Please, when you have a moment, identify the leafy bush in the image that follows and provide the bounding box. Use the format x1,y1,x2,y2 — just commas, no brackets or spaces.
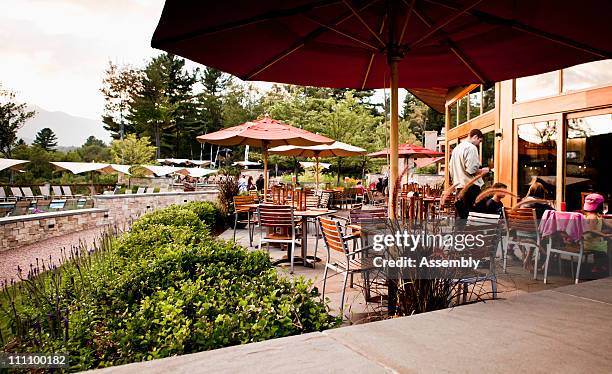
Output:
0,203,337,371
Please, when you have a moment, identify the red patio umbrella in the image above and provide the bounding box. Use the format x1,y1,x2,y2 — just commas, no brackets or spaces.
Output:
152,0,611,216
368,144,443,184
196,116,334,196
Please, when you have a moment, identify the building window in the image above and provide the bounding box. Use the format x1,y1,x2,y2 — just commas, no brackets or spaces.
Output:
515,71,559,102
458,96,468,124
481,130,495,188
562,60,612,93
482,85,495,113
449,103,457,129
469,86,482,119
565,113,612,211
517,120,558,200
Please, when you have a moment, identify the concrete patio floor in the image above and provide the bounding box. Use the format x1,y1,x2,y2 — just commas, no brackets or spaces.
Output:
219,216,583,322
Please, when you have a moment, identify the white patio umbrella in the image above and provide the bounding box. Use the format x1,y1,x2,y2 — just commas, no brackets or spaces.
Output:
178,168,217,178
269,141,366,189
140,165,187,177
0,158,29,172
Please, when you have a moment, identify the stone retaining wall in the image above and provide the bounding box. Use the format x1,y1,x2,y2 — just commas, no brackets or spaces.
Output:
0,191,218,252
92,191,218,226
0,209,109,252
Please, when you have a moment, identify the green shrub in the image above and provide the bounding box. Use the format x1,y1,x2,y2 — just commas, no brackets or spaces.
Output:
0,202,337,371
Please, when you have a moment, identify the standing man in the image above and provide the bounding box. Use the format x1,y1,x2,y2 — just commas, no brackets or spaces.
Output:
255,174,264,192
449,129,490,218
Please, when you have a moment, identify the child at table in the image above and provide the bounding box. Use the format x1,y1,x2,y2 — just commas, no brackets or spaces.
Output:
582,193,611,273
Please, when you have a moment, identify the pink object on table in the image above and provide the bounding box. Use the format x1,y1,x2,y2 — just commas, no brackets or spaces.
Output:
539,210,584,241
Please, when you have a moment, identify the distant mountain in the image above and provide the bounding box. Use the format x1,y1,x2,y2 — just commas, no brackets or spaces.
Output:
18,106,112,147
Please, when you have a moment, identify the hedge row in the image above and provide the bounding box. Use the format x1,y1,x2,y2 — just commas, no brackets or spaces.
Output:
1,201,337,371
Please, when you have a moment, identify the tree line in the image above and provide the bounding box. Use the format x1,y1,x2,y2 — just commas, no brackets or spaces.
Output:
100,52,443,177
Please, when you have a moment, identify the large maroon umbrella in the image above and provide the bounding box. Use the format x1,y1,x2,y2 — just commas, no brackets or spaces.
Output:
152,0,611,215
196,116,333,196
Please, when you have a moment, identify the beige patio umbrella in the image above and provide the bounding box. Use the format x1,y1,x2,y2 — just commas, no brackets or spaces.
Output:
196,116,334,197
269,141,366,190
0,158,29,172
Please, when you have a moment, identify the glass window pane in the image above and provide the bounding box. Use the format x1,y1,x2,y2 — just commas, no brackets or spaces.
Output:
482,85,495,112
515,71,559,102
565,113,612,211
563,60,612,93
469,87,481,119
458,96,468,124
517,121,558,200
449,103,457,129
481,131,495,188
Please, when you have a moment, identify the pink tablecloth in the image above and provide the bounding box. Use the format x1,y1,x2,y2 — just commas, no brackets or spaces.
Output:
538,210,584,241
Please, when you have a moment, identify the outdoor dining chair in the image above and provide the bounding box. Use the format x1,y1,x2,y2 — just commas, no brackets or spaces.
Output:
319,216,375,315
453,212,502,304
233,195,258,247
503,208,541,277
257,204,298,273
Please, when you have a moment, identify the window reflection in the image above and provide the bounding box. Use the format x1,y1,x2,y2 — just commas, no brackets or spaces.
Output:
515,71,558,102
563,60,612,93
458,96,468,124
565,113,612,211
481,131,495,188
469,87,481,119
449,103,457,129
517,121,557,199
482,85,495,113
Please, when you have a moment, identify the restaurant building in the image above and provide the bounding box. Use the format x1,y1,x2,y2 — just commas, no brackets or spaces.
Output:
429,59,612,211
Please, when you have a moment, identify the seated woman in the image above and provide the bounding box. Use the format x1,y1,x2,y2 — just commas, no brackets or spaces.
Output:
520,182,555,219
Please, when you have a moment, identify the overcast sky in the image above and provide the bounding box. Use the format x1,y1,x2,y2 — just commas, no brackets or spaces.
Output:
1,0,404,121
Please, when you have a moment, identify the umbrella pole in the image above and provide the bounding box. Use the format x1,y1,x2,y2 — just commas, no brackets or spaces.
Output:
388,60,399,218
263,145,269,201
315,156,320,191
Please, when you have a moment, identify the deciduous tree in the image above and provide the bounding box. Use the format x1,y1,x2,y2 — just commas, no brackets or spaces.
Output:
0,84,36,158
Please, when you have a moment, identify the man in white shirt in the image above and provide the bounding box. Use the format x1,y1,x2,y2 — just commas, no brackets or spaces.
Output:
449,129,490,218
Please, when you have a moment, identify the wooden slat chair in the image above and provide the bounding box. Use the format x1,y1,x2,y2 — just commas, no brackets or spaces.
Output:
83,199,94,209
319,216,376,314
10,187,24,200
52,186,64,198
35,199,51,212
503,207,541,277
257,204,298,273
233,195,258,247
12,200,32,216
452,217,502,304
64,199,78,211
